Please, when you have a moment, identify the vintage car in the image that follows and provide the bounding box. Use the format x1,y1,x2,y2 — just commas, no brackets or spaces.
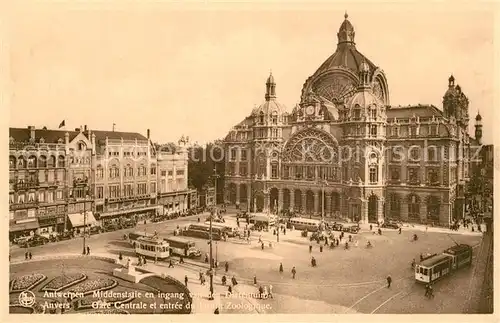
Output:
331,223,344,231
381,221,401,229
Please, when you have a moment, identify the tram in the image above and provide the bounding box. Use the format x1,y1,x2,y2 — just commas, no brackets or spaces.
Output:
135,236,171,260
415,244,473,283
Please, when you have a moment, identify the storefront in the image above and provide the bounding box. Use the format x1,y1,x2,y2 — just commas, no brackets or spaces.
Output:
38,216,65,235
9,218,39,241
68,211,98,234
98,205,158,226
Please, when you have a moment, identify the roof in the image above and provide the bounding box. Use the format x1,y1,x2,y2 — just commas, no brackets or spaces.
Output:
443,244,471,255
251,99,287,116
9,127,148,144
347,90,381,108
419,254,451,268
313,44,377,78
386,105,443,119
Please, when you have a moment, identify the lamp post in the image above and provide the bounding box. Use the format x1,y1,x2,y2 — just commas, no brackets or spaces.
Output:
82,193,89,255
275,199,280,242
208,166,219,301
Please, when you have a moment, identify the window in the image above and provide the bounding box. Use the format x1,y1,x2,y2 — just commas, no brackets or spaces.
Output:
138,166,146,176
427,169,439,185
47,191,54,203
240,164,247,176
427,146,438,162
272,129,278,138
282,165,289,179
38,156,47,167
161,170,167,176
271,163,278,179
137,183,147,195
109,185,120,198
409,146,420,162
97,187,104,199
408,167,420,184
410,126,417,137
408,195,420,220
295,166,303,179
371,109,377,120
306,166,314,180
241,150,247,161
96,167,104,179
18,193,25,204
176,169,185,176
38,192,45,202
150,182,156,194
57,156,65,167
271,112,278,124
109,167,119,178
27,156,37,168
369,167,377,183
150,165,156,175
124,184,133,197
389,194,401,219
28,192,35,202
391,126,399,137
427,196,440,221
168,170,173,176
354,109,361,120
390,168,400,181
9,194,14,204
429,125,437,136
370,125,377,136
56,190,63,200
230,149,237,161
259,112,264,124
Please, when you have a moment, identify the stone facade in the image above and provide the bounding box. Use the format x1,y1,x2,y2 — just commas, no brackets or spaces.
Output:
223,14,478,226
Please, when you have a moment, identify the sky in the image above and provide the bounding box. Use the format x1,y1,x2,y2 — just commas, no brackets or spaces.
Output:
8,2,496,145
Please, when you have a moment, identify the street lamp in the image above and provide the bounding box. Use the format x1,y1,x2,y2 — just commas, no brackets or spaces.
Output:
208,166,219,301
275,199,280,242
82,193,89,255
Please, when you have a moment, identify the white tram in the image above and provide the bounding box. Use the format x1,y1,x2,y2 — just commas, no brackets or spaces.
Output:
135,236,171,260
415,244,473,283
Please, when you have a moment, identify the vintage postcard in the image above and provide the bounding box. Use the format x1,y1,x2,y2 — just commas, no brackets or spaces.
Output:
4,1,496,322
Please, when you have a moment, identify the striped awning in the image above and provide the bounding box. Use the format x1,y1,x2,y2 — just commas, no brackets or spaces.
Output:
68,212,97,227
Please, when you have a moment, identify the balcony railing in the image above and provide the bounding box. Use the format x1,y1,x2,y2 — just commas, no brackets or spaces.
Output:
14,180,39,190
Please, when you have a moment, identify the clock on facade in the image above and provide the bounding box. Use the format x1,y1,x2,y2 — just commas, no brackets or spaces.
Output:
306,106,315,115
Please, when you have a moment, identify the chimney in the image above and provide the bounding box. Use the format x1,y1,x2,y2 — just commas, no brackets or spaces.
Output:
147,129,150,139
75,128,80,132
28,126,35,141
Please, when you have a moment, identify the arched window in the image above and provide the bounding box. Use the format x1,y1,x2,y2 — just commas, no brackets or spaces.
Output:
271,163,279,179
18,156,26,168
38,155,47,168
259,111,265,124
77,141,86,151
389,194,401,219
9,156,16,169
369,166,378,183
57,155,65,167
47,155,56,167
27,155,37,168
271,111,278,125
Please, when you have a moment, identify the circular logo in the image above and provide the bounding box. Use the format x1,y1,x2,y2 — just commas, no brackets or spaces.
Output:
18,290,36,307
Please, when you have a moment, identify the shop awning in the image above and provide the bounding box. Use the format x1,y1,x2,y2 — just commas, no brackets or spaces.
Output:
98,205,159,218
10,220,39,232
68,212,97,227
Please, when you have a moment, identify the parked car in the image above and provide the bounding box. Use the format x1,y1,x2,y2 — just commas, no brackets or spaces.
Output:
332,223,344,231
381,221,400,229
58,231,74,241
347,225,360,234
20,235,49,248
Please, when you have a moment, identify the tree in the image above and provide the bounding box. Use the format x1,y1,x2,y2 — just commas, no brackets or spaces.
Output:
188,141,225,203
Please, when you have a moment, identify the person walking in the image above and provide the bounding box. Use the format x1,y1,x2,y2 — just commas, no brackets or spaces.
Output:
253,275,257,285
222,275,227,286
279,262,283,273
309,244,313,253
398,227,402,234
386,275,392,288
225,262,229,273
29,252,32,260
291,266,296,279
86,246,90,255
214,307,220,314
184,275,188,287
25,252,28,260
320,245,323,252
370,224,373,231
168,259,174,268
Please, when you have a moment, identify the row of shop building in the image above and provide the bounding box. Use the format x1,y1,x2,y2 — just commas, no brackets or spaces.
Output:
9,125,200,241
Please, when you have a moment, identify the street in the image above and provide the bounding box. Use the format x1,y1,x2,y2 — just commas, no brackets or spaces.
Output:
10,212,484,314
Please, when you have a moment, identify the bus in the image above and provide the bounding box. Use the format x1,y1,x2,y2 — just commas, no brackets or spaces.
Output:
209,223,240,237
188,224,225,236
164,236,202,258
135,236,170,260
183,224,222,241
415,244,473,284
128,231,154,247
288,217,321,232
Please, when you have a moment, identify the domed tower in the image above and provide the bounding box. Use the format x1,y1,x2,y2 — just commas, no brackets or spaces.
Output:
300,13,390,106
443,74,469,127
251,72,288,180
475,112,483,145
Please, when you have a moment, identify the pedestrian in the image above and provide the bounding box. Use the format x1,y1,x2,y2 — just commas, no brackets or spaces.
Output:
320,245,323,252
9,253,11,262
378,228,382,235
253,275,257,285
222,275,227,286
387,275,392,288
87,246,90,255
225,261,229,273
169,259,174,268
29,252,32,260
199,271,203,282
205,253,209,263
231,276,238,286
143,256,147,265
398,227,402,234
119,252,123,261
291,266,296,279
228,285,232,294
309,244,312,253
180,255,184,264
184,275,188,287
25,252,28,260
336,239,339,246
201,276,206,286
279,262,283,273
214,307,220,314
261,242,265,250
348,235,352,242
370,224,373,231
269,284,273,298
424,284,430,297
258,285,264,298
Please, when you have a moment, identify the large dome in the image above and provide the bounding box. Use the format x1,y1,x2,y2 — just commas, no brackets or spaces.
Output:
300,13,390,105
